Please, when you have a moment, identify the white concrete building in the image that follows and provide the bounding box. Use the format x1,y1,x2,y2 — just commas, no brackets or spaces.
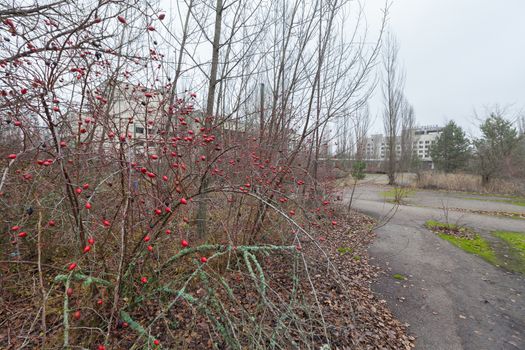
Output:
411,125,442,161
74,81,180,156
364,125,443,166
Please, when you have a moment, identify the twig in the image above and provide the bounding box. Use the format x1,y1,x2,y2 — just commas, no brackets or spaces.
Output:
0,159,16,193
37,209,47,346
63,273,72,349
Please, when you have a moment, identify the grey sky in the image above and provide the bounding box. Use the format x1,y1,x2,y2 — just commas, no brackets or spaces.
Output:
365,0,525,136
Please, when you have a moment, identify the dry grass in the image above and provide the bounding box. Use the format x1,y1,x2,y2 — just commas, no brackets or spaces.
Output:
416,171,525,196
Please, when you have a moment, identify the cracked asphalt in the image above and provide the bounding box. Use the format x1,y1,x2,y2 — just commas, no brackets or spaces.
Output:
348,184,525,350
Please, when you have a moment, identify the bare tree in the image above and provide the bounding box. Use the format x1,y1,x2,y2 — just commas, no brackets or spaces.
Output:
196,0,223,237
335,114,353,158
382,32,405,185
354,104,371,161
400,98,415,171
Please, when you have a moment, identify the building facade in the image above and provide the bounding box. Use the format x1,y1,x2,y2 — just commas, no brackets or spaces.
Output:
364,125,443,168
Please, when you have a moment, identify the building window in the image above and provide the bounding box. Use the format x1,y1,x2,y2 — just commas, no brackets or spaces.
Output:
135,126,144,134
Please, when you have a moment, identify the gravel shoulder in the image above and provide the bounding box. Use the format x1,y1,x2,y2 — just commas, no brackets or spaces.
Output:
348,184,525,350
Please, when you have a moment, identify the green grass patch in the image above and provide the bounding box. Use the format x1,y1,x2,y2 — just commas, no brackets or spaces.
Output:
426,221,525,274
425,219,459,230
426,220,496,264
498,199,525,207
424,220,474,238
392,273,406,280
381,188,415,198
437,233,498,265
381,188,415,204
464,192,525,200
337,247,353,255
493,231,525,252
492,231,525,273
464,197,525,207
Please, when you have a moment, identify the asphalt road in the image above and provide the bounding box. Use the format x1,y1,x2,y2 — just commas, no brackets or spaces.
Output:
348,184,525,350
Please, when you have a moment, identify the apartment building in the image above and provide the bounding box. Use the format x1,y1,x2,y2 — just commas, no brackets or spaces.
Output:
76,81,193,156
364,125,443,167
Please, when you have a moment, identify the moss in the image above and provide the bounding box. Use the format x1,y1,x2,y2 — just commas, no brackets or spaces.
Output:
437,233,498,265
353,255,361,261
392,273,406,280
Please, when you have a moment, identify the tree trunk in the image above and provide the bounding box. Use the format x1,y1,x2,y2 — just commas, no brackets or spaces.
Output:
347,179,358,212
481,174,490,187
197,0,223,238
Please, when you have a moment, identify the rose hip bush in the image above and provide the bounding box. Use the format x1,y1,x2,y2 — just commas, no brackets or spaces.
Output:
0,1,344,348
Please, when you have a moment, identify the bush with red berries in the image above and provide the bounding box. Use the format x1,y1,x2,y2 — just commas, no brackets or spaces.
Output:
0,1,385,349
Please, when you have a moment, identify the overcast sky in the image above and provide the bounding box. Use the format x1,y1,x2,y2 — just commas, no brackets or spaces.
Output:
365,0,525,136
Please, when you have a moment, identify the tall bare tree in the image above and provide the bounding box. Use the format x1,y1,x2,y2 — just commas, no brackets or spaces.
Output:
400,98,415,171
196,0,223,237
354,104,371,161
335,114,353,158
382,33,405,185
